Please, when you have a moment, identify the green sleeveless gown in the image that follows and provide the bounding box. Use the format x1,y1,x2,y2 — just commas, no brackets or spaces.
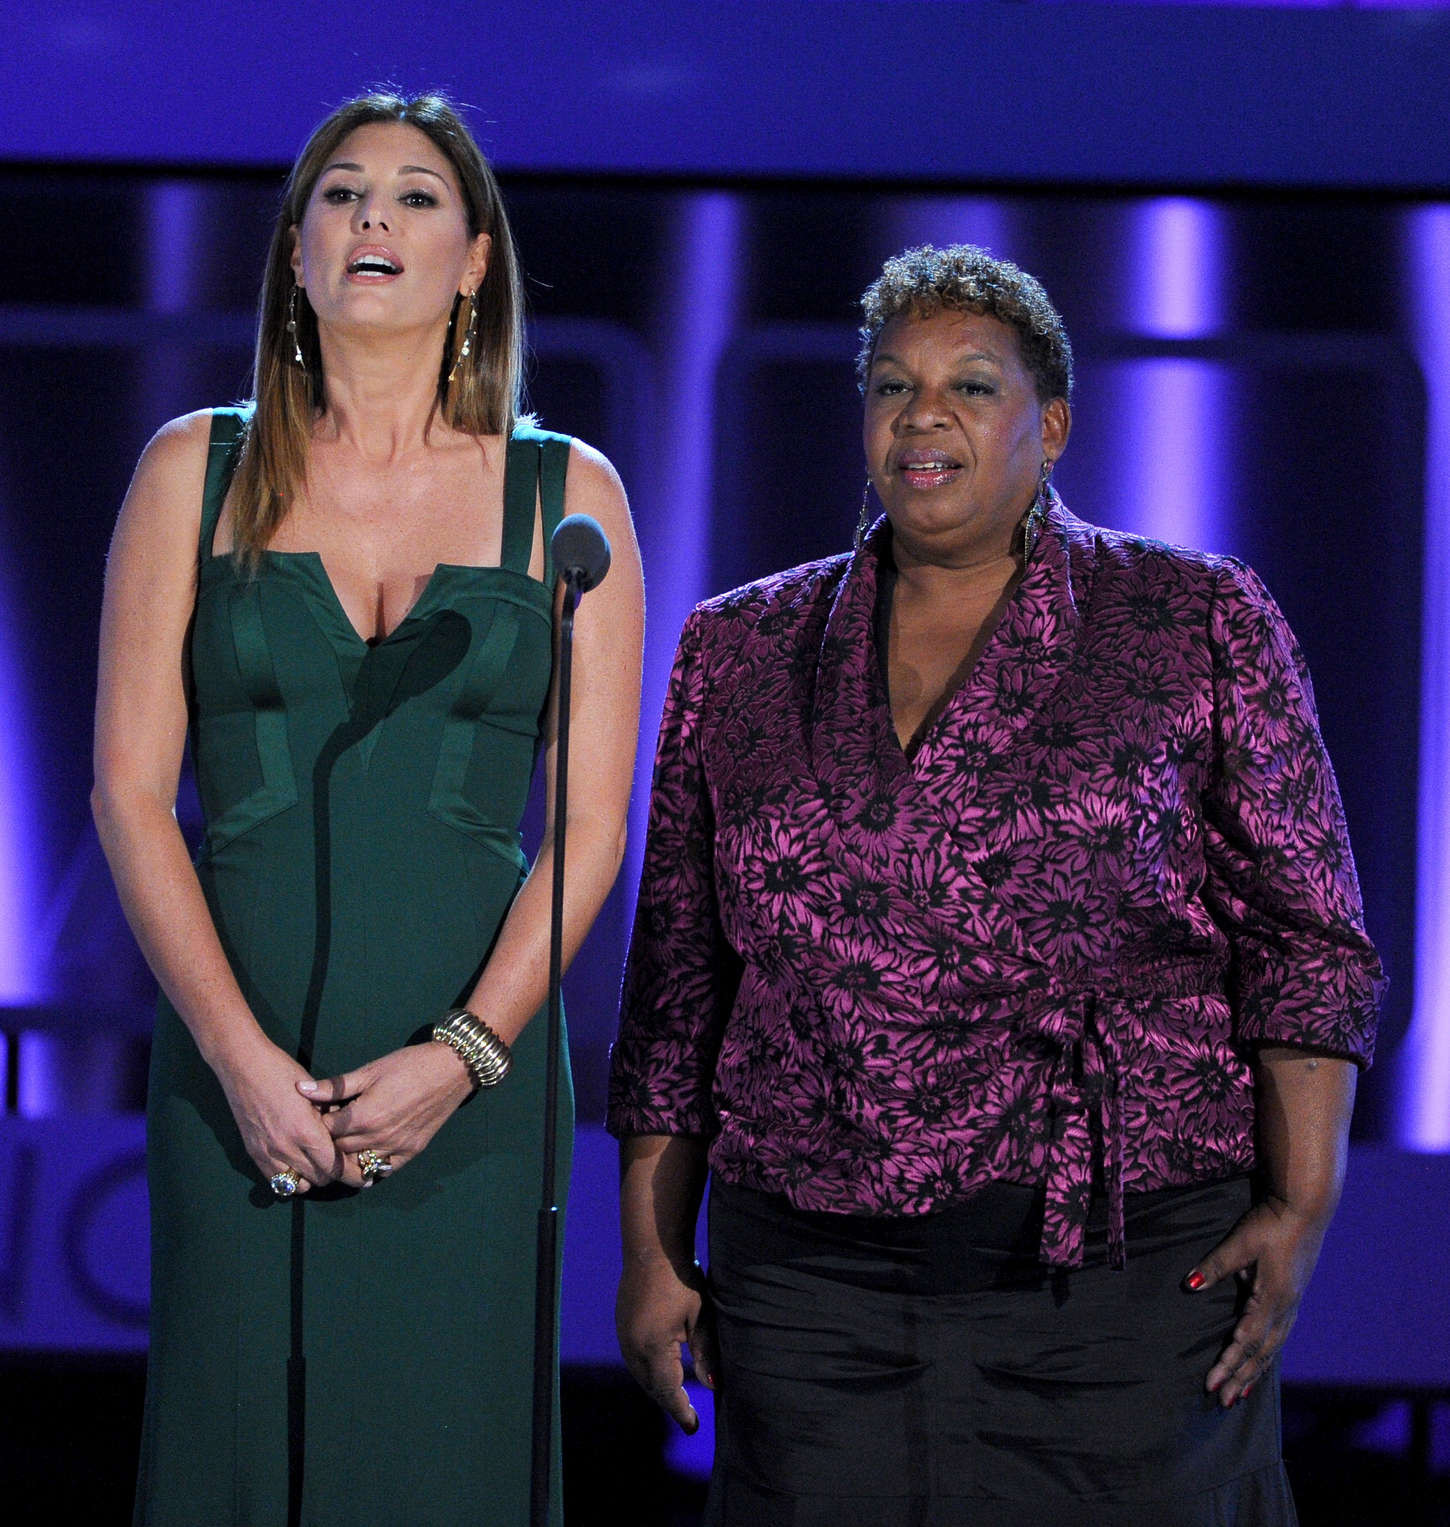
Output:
135,408,573,1526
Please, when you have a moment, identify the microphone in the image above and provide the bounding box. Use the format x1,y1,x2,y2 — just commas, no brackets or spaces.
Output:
550,514,611,593
533,508,610,1523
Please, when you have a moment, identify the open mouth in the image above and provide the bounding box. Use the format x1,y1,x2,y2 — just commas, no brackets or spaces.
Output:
896,454,962,488
346,251,403,277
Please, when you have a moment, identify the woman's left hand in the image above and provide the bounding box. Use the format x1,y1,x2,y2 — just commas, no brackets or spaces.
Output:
299,1043,475,1186
1185,1044,1358,1408
1182,1192,1333,1408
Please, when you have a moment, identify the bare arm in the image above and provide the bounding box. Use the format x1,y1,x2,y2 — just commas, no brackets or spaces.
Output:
616,1133,716,1433
458,440,644,1041
1185,1044,1357,1406
310,441,645,1169
93,410,342,1189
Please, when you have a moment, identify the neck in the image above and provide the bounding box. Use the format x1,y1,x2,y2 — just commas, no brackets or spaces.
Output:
888,519,1023,598
313,322,454,461
890,546,1021,612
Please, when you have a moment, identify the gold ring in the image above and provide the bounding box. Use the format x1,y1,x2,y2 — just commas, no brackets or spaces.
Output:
358,1150,393,1182
269,1169,301,1197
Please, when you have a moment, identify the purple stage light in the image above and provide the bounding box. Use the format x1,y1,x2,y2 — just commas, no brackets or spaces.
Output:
1111,360,1232,553
0,553,40,1009
145,181,205,314
1401,203,1450,1149
1126,199,1228,340
1112,199,1233,553
624,192,745,922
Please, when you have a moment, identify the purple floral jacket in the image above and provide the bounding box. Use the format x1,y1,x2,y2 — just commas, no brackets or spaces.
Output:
607,501,1383,1268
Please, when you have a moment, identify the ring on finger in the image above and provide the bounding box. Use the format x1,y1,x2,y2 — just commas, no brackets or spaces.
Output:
357,1149,394,1182
269,1168,301,1197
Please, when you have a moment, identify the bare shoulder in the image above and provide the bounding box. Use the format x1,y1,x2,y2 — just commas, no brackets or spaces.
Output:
564,438,636,550
112,408,217,548
108,408,220,583
129,408,213,498
565,436,627,506
560,439,642,625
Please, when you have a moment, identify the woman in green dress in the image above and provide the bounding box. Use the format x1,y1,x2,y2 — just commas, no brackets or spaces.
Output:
92,92,643,1526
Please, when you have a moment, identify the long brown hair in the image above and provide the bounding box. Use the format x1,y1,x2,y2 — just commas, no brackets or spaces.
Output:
229,91,526,563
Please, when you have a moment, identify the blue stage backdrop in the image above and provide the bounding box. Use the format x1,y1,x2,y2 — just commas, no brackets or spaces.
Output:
0,4,1447,1390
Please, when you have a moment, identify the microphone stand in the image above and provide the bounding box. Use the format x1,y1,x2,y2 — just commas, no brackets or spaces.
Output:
530,562,583,1527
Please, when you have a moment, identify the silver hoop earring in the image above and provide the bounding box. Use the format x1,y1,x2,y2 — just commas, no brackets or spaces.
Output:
286,286,306,370
448,289,479,383
855,479,874,552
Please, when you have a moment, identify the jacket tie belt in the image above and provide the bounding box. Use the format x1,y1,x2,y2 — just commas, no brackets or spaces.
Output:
1019,966,1222,1271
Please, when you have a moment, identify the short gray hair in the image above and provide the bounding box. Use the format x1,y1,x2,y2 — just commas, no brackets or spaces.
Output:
857,243,1074,403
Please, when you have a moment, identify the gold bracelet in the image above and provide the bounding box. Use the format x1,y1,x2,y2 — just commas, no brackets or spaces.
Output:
432,1008,513,1090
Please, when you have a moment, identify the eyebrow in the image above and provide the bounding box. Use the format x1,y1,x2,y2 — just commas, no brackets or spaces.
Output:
872,349,1003,368
320,161,448,183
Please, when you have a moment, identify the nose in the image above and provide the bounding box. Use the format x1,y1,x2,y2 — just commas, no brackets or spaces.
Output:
353,195,390,234
896,385,950,431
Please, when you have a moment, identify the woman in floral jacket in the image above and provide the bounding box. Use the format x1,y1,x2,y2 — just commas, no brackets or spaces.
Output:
608,243,1382,1526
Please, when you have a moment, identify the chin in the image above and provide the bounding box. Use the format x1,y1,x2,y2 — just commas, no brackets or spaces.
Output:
888,506,1018,557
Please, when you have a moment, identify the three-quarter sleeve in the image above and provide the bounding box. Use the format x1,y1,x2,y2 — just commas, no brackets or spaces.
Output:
1202,559,1384,1063
607,611,743,1137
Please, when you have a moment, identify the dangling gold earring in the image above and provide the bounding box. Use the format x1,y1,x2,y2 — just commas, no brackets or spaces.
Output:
286,285,306,370
448,289,479,383
855,478,874,552
1020,458,1052,562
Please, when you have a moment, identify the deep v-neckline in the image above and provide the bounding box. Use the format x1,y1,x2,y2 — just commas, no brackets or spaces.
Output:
259,549,471,650
197,411,569,654
202,550,550,658
811,503,1084,803
875,560,1024,765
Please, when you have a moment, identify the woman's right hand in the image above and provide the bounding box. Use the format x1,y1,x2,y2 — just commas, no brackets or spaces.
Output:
616,1254,718,1434
214,1035,343,1193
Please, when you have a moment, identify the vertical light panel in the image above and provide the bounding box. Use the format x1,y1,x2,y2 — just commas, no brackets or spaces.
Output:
1127,198,1227,340
624,193,744,916
1111,360,1229,551
1400,204,1450,1149
1112,198,1231,553
651,192,743,605
145,181,206,314
0,543,40,1007
141,181,209,431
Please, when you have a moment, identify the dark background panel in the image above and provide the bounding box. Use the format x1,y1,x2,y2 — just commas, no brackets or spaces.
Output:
0,177,1426,1138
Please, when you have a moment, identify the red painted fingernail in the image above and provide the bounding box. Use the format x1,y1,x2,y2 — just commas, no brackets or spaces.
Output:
1185,1271,1205,1291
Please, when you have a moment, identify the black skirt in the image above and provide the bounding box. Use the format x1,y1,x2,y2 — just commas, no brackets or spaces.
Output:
705,1176,1297,1527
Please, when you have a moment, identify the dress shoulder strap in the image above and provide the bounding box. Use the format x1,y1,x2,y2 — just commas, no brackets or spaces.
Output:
501,424,572,585
200,406,250,562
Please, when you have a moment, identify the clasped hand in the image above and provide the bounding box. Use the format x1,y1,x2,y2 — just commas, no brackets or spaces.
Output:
298,1042,475,1187
223,1037,473,1193
1183,1193,1332,1408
